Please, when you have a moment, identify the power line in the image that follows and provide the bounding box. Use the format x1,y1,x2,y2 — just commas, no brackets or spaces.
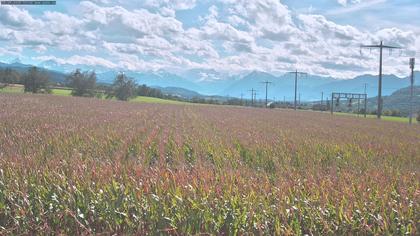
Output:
288,70,307,110
360,41,402,119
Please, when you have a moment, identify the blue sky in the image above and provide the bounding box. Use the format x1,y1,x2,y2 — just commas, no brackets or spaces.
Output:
0,0,419,79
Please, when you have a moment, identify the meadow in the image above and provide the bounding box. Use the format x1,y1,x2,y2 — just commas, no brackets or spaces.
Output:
0,85,188,105
334,112,412,123
0,93,419,235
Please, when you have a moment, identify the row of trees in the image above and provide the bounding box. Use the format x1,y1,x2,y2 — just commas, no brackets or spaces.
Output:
0,67,50,93
0,68,20,85
66,69,164,101
0,67,166,101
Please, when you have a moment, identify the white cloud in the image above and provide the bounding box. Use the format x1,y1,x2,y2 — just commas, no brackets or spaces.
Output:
144,0,196,10
0,6,42,28
36,55,118,69
42,11,84,35
0,0,417,78
329,0,386,15
222,0,297,42
298,14,364,42
337,0,362,7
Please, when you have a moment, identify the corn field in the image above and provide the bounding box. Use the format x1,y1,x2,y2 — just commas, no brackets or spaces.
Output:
0,93,419,235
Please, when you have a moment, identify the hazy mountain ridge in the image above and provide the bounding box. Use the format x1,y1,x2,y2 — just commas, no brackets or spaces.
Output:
0,61,67,83
1,61,419,101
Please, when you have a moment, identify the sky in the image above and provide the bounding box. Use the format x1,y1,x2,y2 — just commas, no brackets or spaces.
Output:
0,0,419,79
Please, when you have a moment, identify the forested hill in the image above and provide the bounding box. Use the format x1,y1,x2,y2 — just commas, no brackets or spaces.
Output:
367,86,420,116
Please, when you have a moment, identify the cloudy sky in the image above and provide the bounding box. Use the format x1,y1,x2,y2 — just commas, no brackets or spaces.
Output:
0,0,419,78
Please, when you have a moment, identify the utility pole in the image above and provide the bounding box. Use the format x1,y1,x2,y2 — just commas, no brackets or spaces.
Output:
261,81,272,108
326,97,330,111
409,58,415,125
298,93,301,107
321,92,324,105
363,83,368,118
254,91,258,106
288,70,307,110
248,89,256,106
240,93,244,106
361,41,401,119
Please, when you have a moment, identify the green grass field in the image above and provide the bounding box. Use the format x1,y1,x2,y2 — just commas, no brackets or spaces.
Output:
0,86,72,96
0,85,23,93
0,85,188,105
131,96,189,105
334,111,412,123
51,88,72,96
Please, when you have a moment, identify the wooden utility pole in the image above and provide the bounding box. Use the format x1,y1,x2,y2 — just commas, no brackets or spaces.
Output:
288,70,307,110
361,41,401,119
326,97,329,108
364,83,368,118
409,58,415,125
298,93,301,106
261,81,272,108
248,89,256,106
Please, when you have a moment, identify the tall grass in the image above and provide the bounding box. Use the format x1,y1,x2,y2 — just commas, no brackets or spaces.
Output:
0,93,419,235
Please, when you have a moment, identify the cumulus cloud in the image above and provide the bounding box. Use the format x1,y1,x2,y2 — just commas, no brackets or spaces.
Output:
337,0,362,7
36,55,118,69
0,0,417,78
144,0,196,10
0,6,42,28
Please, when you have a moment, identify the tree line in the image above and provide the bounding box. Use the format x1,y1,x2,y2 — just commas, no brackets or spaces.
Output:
0,67,50,93
0,67,165,101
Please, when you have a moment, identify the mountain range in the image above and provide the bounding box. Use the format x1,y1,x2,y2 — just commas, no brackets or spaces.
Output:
1,60,419,101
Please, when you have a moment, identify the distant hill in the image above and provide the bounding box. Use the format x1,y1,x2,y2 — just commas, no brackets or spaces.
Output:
317,74,414,98
367,86,420,116
155,86,202,99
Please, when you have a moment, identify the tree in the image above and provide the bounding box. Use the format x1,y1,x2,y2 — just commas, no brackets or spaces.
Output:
108,73,136,101
136,84,163,98
23,67,50,93
66,69,97,97
0,68,21,85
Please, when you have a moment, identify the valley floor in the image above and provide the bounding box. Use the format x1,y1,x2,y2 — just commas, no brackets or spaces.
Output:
1,85,417,123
